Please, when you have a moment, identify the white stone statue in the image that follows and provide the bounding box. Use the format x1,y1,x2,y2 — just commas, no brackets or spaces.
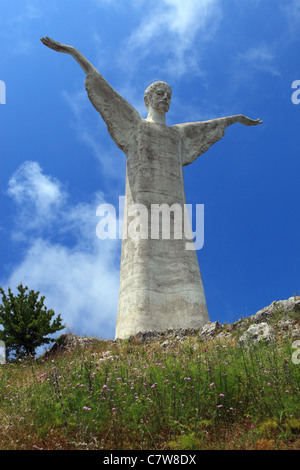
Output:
41,37,262,339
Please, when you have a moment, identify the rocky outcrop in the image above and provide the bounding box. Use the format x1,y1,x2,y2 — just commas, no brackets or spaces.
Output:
128,296,300,347
46,296,300,356
238,322,276,347
45,334,101,356
251,297,300,323
199,321,222,341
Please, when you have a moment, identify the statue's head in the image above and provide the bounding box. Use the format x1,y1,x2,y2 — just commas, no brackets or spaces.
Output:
144,81,172,113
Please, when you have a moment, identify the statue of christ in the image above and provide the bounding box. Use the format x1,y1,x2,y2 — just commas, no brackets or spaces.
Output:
41,37,262,339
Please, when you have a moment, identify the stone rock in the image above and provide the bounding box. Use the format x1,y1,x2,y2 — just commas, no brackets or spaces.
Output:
132,330,162,343
131,327,200,345
291,327,300,339
45,334,100,356
43,295,299,357
278,317,296,331
216,331,232,340
231,318,250,331
252,297,300,323
238,322,276,347
199,321,222,341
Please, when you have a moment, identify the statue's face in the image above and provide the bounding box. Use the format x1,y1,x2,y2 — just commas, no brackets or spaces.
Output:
144,82,172,113
150,84,172,113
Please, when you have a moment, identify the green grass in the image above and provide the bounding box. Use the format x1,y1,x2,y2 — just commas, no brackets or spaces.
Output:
0,331,299,450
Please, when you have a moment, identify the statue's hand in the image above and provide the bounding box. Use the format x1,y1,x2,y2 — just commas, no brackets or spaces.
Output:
238,115,263,126
40,37,74,55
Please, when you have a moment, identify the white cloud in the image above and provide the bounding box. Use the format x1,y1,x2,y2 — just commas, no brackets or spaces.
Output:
4,161,121,339
236,45,281,77
281,0,300,37
6,237,120,339
130,0,221,44
7,161,67,235
7,161,65,209
123,0,222,78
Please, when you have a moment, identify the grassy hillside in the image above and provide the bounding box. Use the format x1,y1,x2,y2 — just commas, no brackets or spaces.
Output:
0,303,299,450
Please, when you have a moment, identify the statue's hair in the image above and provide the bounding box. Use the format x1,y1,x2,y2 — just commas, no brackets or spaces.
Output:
144,81,172,110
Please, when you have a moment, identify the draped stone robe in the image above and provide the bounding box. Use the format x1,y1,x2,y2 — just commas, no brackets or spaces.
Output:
85,71,227,339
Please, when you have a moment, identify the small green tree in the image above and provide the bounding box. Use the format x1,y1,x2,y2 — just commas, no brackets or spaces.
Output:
0,283,65,359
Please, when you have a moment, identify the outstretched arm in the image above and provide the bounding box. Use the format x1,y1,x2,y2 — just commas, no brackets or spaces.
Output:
218,114,263,127
176,114,262,166
41,37,98,75
41,37,141,152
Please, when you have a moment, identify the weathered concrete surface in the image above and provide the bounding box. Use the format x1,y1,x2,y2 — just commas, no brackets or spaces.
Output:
85,75,261,339
41,38,262,340
85,76,212,338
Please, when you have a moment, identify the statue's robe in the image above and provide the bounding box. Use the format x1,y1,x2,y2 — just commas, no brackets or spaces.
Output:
85,71,227,339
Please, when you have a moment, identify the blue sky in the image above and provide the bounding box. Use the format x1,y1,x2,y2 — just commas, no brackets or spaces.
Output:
0,0,299,340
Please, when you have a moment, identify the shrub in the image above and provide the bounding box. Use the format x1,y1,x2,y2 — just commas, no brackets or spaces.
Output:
0,283,65,359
